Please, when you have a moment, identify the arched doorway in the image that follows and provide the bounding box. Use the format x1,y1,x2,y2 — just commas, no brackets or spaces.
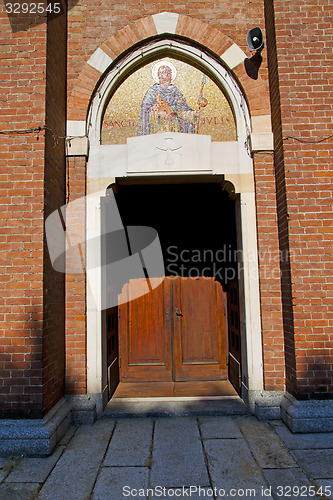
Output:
84,37,264,410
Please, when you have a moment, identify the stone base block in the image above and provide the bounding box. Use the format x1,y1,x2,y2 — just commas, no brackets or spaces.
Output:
0,398,71,457
242,388,285,420
255,391,285,420
66,395,98,425
281,393,333,433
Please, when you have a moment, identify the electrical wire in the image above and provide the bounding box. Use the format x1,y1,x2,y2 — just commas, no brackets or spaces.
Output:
0,125,88,148
1,127,332,146
0,126,45,135
283,134,333,144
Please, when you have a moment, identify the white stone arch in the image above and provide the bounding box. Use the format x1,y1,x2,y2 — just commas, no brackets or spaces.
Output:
86,38,252,189
83,37,264,410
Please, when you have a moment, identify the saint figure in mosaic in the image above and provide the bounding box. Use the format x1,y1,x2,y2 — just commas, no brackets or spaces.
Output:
138,60,198,136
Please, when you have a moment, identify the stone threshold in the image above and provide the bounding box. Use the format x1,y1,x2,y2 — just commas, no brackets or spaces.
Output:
102,396,249,418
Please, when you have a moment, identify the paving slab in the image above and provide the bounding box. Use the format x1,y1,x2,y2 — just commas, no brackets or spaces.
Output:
273,425,333,450
5,446,64,483
238,417,297,469
59,425,78,446
204,438,272,499
314,479,333,499
262,467,312,500
292,449,333,479
151,418,209,487
103,419,153,466
38,420,115,500
92,466,149,500
199,416,242,439
0,482,40,500
0,457,22,483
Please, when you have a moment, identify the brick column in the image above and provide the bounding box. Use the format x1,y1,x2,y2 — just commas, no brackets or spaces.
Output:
0,6,67,418
253,153,285,391
265,0,333,400
65,157,87,395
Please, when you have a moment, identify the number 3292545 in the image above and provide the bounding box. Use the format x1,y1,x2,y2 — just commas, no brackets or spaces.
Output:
5,3,61,14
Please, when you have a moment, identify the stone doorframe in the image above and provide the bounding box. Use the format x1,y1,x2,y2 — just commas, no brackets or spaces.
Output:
66,13,274,411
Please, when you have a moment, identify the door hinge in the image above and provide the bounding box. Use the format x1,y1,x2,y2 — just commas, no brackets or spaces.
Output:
165,307,170,321
119,357,121,368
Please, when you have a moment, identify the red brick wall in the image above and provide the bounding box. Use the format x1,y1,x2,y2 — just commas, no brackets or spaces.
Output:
67,0,270,100
0,4,67,417
265,0,333,398
65,156,87,395
0,7,47,417
253,153,285,390
264,0,297,395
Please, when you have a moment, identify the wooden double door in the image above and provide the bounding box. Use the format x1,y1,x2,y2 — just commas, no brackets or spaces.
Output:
118,276,228,383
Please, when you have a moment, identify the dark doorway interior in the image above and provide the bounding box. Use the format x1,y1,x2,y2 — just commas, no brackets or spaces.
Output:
116,183,238,283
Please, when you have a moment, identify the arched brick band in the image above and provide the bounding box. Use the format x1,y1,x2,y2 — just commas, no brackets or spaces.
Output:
68,12,271,133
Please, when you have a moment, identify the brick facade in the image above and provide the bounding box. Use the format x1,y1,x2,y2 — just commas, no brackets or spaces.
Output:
0,0,332,420
265,0,333,397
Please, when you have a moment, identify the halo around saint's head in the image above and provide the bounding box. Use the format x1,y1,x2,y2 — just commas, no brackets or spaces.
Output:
152,60,177,83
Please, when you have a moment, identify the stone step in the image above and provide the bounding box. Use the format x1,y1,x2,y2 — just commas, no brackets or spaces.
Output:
102,396,249,418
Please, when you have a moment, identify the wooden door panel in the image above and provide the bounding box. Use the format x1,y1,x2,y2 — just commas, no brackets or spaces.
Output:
179,278,218,363
128,278,167,365
119,278,172,382
173,277,227,381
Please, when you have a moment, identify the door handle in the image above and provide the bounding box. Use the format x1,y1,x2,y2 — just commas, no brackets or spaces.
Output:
175,308,183,317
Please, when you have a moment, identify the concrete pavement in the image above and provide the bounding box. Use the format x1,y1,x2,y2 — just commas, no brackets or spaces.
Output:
0,415,332,500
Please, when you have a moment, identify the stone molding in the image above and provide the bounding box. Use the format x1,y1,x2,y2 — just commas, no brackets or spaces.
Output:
0,398,71,457
66,137,89,157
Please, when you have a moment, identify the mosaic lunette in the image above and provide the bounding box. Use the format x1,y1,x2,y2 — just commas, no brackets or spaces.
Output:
102,58,236,145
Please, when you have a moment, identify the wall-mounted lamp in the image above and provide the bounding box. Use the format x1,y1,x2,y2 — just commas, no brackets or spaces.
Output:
247,27,265,52
245,27,265,80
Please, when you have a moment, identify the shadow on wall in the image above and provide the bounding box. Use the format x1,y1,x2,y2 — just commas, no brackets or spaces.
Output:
0,307,44,419
4,0,79,32
244,52,263,80
296,351,333,400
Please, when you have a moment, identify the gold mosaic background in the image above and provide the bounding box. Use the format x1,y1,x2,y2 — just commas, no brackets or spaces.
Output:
101,58,236,145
